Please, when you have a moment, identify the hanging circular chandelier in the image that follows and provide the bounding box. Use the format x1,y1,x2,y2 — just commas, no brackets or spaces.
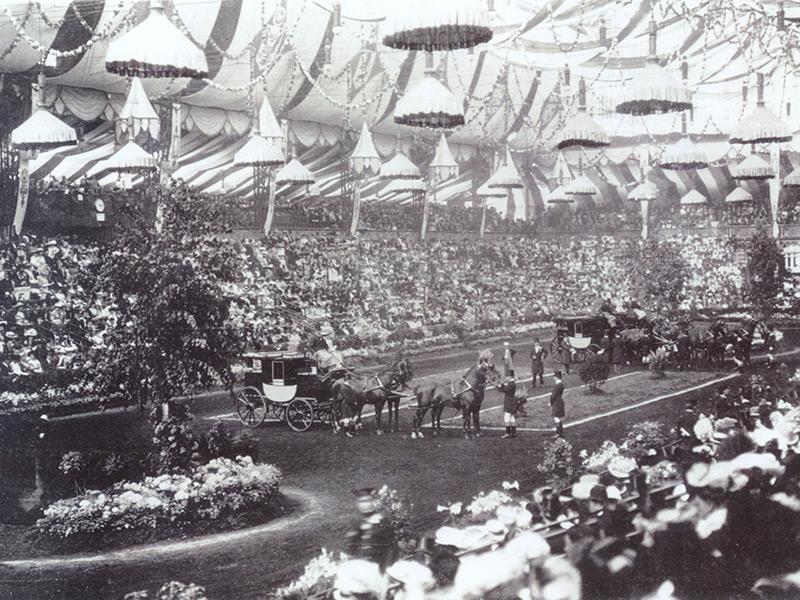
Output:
554,78,610,150
660,137,708,170
349,123,382,176
729,74,792,145
487,151,523,190
429,134,459,180
276,158,316,186
233,135,284,167
730,154,774,180
11,73,77,151
680,190,706,205
726,187,754,203
615,21,692,116
380,153,421,180
105,0,209,79
546,185,574,206
477,179,507,198
628,181,658,202
382,0,492,52
395,72,465,129
563,175,597,197
385,178,426,194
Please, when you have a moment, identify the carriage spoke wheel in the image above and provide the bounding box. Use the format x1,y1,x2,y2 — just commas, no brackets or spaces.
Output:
235,387,267,428
286,398,314,432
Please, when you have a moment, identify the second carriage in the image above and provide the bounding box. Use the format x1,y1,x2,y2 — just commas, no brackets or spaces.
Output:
234,351,343,431
550,314,608,364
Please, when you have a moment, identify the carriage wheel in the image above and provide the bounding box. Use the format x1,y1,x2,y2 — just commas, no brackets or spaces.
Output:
235,386,267,428
286,398,314,432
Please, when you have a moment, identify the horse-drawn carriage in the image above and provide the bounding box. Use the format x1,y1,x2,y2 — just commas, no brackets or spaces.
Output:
550,314,608,363
234,351,342,431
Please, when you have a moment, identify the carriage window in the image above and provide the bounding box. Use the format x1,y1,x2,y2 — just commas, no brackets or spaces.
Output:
574,322,584,336
272,361,284,382
252,359,262,373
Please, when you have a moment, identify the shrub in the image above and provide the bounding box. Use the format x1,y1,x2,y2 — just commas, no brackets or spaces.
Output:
37,456,282,539
205,422,233,459
579,356,610,392
124,581,209,600
232,432,259,462
619,421,675,463
646,346,670,378
151,416,200,475
537,438,575,490
59,450,143,493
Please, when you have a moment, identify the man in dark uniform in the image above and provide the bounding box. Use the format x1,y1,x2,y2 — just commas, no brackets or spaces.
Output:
550,370,565,437
345,488,396,570
499,370,518,438
529,338,547,388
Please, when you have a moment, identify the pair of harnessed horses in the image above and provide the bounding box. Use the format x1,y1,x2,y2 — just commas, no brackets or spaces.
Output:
331,352,502,439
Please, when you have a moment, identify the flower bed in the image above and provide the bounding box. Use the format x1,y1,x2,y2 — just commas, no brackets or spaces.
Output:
36,456,281,540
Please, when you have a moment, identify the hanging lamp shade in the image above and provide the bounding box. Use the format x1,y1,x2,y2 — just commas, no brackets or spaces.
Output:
89,141,156,175
395,75,465,129
563,175,597,196
730,73,792,144
726,186,754,203
118,77,160,139
234,135,284,167
258,98,283,142
11,109,77,151
628,181,658,202
349,122,381,175
382,0,492,51
477,179,507,198
731,154,774,180
546,185,574,205
680,189,706,205
554,78,610,149
105,0,209,78
487,151,523,189
380,153,420,180
385,178,426,194
429,133,459,180
615,22,692,116
729,105,792,144
660,137,708,170
783,167,800,187
276,158,316,185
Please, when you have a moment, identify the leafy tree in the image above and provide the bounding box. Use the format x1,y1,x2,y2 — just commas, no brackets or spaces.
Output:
627,240,689,315
746,229,788,319
83,184,245,415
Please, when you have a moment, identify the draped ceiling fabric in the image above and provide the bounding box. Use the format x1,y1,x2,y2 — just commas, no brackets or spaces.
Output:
4,0,800,205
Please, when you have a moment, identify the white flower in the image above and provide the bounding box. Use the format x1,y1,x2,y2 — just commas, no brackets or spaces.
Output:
502,481,520,491
333,560,386,600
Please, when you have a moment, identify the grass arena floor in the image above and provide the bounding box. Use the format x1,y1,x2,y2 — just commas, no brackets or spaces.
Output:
1,341,798,600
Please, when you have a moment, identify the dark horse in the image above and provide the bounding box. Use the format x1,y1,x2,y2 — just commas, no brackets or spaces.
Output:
330,358,414,435
410,358,501,439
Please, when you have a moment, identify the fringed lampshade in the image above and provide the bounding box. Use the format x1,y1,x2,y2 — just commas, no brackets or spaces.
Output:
89,141,157,175
11,109,77,151
563,175,597,197
487,151,523,189
395,75,464,129
380,152,420,180
628,181,658,202
276,158,316,185
234,135,284,167
382,0,492,51
477,179,506,198
429,133,459,181
546,185,574,206
680,189,706,205
118,77,160,139
350,122,381,175
730,73,792,144
660,137,708,170
554,78,610,150
726,187,754,203
385,178,426,194
784,167,800,187
731,154,774,180
615,22,692,116
105,0,209,78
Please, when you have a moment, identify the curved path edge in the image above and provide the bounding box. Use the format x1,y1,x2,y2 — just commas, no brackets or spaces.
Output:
0,487,321,571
